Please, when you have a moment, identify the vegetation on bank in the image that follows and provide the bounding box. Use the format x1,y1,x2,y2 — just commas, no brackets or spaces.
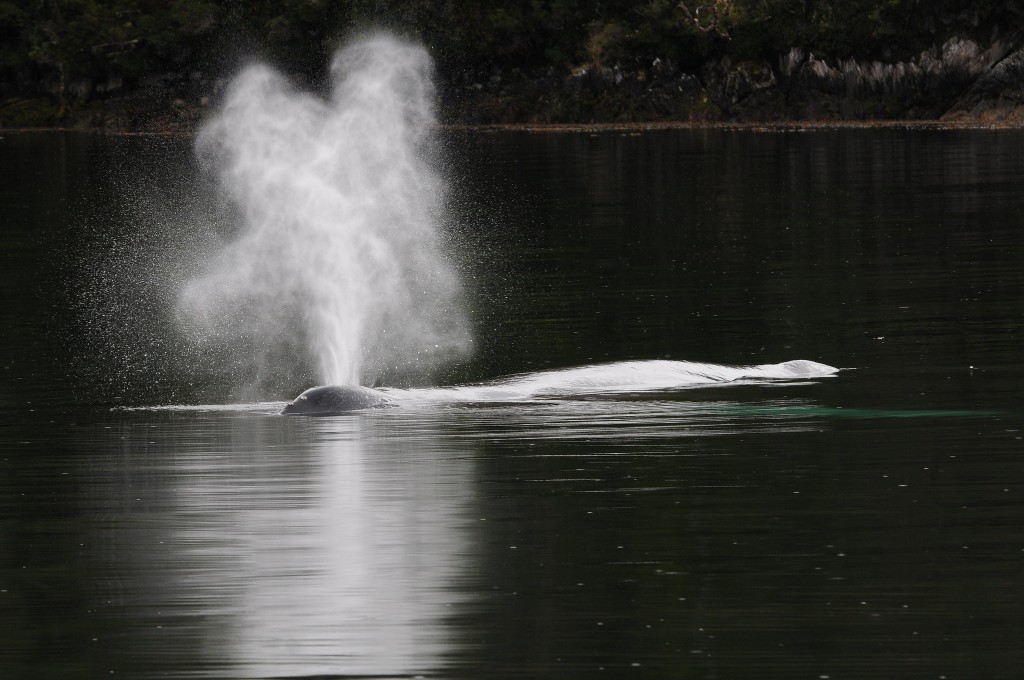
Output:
2,1,1023,128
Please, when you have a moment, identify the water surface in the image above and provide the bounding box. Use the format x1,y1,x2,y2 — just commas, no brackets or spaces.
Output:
2,128,1022,679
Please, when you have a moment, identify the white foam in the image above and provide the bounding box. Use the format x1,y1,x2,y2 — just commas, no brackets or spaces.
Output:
384,359,839,404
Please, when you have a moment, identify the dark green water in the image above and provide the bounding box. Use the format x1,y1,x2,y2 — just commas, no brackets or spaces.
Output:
2,129,1023,679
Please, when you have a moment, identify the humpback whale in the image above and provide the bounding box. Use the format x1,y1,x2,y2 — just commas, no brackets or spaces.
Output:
281,385,394,415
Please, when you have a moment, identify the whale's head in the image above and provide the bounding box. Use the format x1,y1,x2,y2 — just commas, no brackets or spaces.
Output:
281,385,394,416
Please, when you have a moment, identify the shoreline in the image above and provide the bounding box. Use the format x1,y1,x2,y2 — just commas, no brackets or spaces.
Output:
444,118,1024,133
6,28,1024,138
5,117,1024,137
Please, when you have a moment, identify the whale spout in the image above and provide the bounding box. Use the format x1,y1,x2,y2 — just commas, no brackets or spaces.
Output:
281,385,394,416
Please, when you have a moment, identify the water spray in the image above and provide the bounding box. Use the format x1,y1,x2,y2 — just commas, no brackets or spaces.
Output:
178,33,471,394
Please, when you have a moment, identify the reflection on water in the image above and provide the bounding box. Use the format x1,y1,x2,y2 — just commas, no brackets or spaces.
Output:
3,382,1022,678
83,414,480,678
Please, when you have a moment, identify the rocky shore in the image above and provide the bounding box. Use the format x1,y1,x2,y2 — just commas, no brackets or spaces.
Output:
450,36,1024,126
3,36,1024,132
